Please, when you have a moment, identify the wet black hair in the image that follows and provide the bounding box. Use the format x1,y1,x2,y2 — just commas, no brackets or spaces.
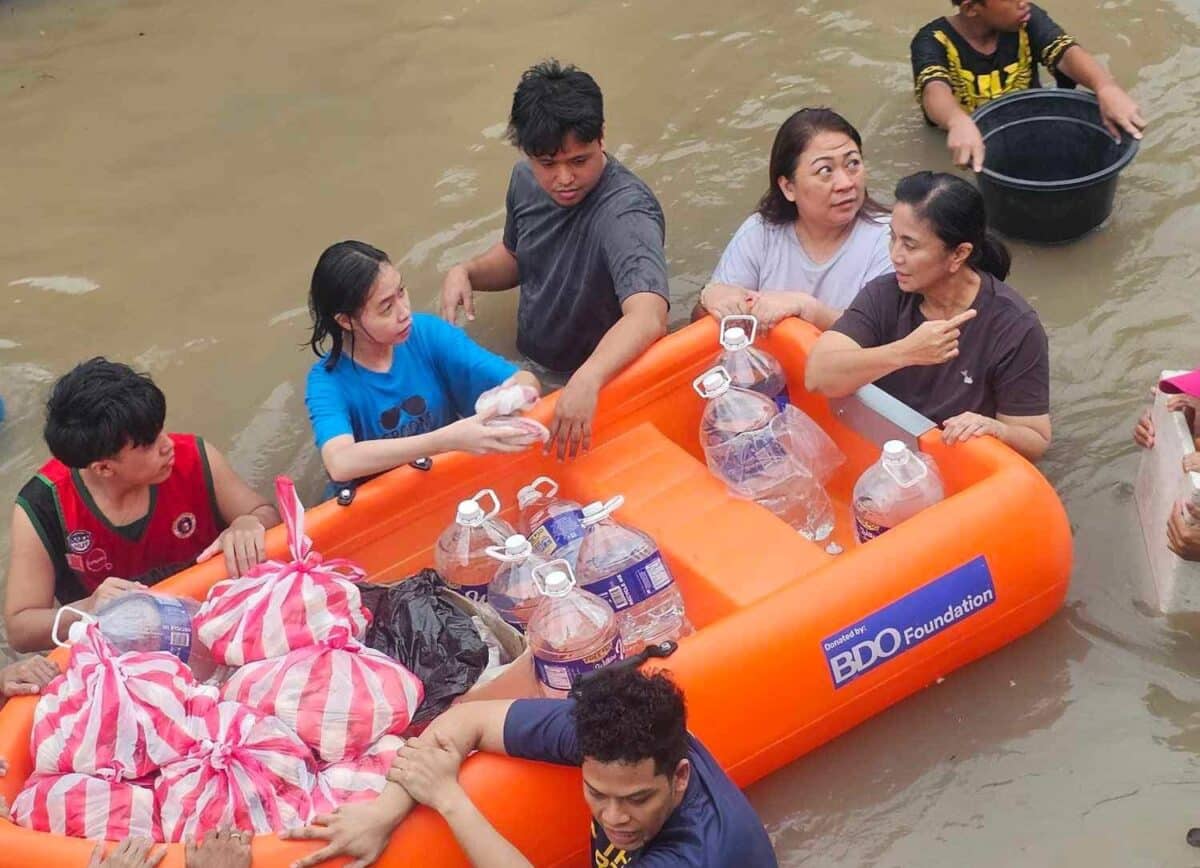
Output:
894,171,1011,281
308,240,390,370
571,667,688,778
757,107,889,226
44,357,166,467
507,59,604,157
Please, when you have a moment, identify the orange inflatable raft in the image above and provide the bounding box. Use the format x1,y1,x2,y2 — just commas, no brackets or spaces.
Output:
0,317,1072,867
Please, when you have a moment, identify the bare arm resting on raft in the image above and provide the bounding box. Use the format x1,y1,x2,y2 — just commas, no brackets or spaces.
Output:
699,284,844,331
282,700,523,868
549,291,669,461
806,325,1051,462
195,442,282,577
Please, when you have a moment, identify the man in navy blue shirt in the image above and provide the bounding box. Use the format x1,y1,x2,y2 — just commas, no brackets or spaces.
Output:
284,667,777,867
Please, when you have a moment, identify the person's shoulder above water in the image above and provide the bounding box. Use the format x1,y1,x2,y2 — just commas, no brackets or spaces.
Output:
856,270,904,304
502,697,583,765
731,212,791,244
508,158,540,194
981,272,1041,320
911,14,952,44
403,311,456,350
638,736,778,868
576,154,662,225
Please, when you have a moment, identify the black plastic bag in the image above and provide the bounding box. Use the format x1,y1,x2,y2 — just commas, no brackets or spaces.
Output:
357,570,489,726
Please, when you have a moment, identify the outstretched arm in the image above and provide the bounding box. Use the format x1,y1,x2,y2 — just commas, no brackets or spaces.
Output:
442,243,522,323
1057,46,1145,140
283,701,516,868
390,733,533,868
549,292,668,460
806,310,977,397
921,81,985,172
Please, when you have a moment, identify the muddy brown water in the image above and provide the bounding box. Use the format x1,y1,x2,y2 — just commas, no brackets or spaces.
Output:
3,0,1200,863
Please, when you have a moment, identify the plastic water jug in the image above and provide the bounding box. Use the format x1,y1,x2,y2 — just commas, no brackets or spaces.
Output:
517,476,586,568
718,314,789,411
485,534,548,631
434,489,516,602
695,366,835,541
852,440,945,543
575,496,692,654
53,591,219,681
526,559,623,698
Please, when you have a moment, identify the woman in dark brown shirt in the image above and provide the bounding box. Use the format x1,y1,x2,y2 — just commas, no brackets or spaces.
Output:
806,171,1051,462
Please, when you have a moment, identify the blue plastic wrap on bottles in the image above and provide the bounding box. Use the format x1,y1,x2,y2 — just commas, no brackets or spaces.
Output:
485,533,548,632
718,314,790,412
516,476,586,569
852,440,945,543
694,365,843,541
526,558,623,698
434,489,516,602
574,496,692,654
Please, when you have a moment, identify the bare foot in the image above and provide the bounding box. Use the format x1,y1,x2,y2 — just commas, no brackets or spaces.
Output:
185,825,252,868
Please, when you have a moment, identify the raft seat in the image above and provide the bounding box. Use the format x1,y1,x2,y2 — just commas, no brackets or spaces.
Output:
557,422,832,627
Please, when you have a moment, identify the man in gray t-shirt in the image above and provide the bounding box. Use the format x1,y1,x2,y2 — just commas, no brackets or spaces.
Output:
441,60,670,459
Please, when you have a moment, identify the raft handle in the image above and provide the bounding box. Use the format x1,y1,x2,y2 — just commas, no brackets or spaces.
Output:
574,640,679,692
830,384,937,453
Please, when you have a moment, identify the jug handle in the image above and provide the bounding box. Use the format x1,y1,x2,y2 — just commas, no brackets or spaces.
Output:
471,488,502,520
692,366,732,399
530,558,576,595
51,605,92,648
485,544,519,563
527,476,559,498
720,314,758,346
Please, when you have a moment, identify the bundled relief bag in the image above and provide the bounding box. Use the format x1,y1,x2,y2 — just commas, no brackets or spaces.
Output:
312,734,404,813
155,698,317,842
219,636,424,764
194,477,370,667
11,773,158,841
31,623,197,780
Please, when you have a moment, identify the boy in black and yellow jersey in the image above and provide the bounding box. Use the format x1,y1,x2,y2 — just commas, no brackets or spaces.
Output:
912,0,1145,171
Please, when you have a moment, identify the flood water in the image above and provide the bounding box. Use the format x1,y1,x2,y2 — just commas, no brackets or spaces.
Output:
3,0,1200,863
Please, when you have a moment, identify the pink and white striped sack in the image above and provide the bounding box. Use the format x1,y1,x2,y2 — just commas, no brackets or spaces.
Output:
312,735,404,813
11,773,157,841
30,625,197,780
154,699,318,842
220,636,424,763
194,476,371,667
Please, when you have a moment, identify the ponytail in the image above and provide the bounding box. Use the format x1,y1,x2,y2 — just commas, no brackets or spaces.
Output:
975,230,1011,281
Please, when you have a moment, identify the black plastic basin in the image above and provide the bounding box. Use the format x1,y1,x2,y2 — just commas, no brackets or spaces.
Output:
972,90,1139,243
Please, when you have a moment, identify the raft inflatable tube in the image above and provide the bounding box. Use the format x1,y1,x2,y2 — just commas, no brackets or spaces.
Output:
0,317,1072,867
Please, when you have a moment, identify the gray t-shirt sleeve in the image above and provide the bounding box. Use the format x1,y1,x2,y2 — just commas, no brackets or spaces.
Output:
598,205,670,305
710,215,764,290
502,167,520,254
830,275,894,348
993,315,1050,417
863,220,894,285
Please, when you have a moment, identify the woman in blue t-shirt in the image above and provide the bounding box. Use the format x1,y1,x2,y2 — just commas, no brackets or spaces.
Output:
305,240,541,487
